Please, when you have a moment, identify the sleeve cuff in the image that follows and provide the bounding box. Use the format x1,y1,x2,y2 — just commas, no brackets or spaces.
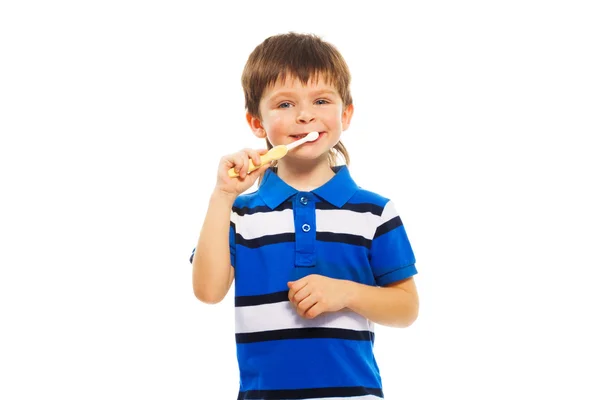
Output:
375,263,417,286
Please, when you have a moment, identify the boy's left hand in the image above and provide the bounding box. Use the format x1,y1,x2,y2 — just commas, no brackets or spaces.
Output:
287,274,351,319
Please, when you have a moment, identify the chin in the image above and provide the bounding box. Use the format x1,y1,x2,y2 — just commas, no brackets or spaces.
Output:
291,149,332,162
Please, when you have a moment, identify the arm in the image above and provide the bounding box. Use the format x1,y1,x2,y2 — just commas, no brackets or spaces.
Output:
344,277,419,328
192,147,270,304
192,190,236,304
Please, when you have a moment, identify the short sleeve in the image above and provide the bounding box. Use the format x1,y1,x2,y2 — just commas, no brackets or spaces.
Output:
370,200,417,286
189,209,237,267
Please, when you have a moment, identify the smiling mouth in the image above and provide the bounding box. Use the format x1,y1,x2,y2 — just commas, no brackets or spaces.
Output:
291,132,321,139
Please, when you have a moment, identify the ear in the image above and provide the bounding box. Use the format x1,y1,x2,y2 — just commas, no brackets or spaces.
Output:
341,104,354,131
246,112,267,139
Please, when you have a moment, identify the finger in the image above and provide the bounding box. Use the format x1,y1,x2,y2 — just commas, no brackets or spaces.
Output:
227,151,246,178
297,295,318,317
292,285,311,304
221,154,241,178
304,303,323,319
245,149,263,169
288,288,296,303
222,153,239,169
242,163,270,186
238,151,250,179
288,279,308,293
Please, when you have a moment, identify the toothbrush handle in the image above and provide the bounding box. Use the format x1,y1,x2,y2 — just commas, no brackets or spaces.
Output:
227,155,268,178
228,147,283,178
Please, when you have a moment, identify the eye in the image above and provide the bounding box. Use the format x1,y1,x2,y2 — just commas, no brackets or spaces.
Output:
278,102,292,109
315,99,330,105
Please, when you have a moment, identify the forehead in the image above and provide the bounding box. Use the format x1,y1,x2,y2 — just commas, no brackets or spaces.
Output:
263,74,339,97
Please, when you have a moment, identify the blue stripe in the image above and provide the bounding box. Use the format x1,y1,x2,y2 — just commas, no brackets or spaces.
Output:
370,224,416,285
235,243,296,296
236,338,382,391
314,242,376,285
316,201,384,215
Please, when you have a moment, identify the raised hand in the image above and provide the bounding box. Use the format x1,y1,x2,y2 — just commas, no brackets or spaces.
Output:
215,148,271,197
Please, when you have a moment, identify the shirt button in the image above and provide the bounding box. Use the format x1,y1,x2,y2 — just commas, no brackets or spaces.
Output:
300,196,308,205
302,224,311,232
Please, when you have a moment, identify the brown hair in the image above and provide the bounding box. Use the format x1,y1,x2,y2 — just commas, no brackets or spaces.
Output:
242,32,352,167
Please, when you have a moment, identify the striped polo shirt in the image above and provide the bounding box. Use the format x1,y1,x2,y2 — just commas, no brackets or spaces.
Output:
191,166,417,399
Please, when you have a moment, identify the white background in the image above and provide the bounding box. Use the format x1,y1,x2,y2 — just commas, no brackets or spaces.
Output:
1,1,599,399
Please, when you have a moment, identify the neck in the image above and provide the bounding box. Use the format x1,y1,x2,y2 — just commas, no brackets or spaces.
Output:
276,157,335,192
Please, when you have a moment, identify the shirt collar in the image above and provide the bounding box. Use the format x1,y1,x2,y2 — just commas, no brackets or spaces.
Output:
258,165,359,209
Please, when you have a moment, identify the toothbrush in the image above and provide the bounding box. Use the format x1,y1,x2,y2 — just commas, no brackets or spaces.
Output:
228,131,320,178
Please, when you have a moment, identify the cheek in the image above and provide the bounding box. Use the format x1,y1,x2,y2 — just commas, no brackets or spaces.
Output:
323,113,342,128
323,106,343,122
264,114,286,132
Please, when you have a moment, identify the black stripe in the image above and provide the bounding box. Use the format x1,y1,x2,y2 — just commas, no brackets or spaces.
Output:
316,201,384,215
236,232,371,249
238,386,383,399
374,216,403,239
233,202,292,216
316,232,372,248
236,232,295,248
235,291,289,307
236,327,374,343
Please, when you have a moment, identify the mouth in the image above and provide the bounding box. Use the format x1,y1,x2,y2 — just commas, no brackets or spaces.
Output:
290,132,322,140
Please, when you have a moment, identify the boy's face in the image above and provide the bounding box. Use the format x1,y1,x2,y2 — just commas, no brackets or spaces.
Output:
247,76,353,163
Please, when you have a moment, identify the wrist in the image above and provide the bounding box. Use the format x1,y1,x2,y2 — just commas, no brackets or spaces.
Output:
342,279,359,310
211,189,237,204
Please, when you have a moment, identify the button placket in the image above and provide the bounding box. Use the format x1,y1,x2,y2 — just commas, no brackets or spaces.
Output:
294,193,316,267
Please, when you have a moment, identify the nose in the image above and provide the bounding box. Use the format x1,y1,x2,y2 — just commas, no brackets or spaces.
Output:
296,107,316,124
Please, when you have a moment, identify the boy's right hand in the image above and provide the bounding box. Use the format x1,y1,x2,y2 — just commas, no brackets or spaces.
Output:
215,148,271,197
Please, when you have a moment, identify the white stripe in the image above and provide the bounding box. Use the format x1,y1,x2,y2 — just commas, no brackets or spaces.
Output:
316,208,378,238
235,208,294,239
235,301,374,334
235,208,380,240
380,200,398,223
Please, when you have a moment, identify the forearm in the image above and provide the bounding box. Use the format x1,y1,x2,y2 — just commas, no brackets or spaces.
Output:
192,190,236,303
344,280,419,328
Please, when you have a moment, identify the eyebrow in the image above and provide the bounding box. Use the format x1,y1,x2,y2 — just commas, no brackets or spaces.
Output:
269,89,338,99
